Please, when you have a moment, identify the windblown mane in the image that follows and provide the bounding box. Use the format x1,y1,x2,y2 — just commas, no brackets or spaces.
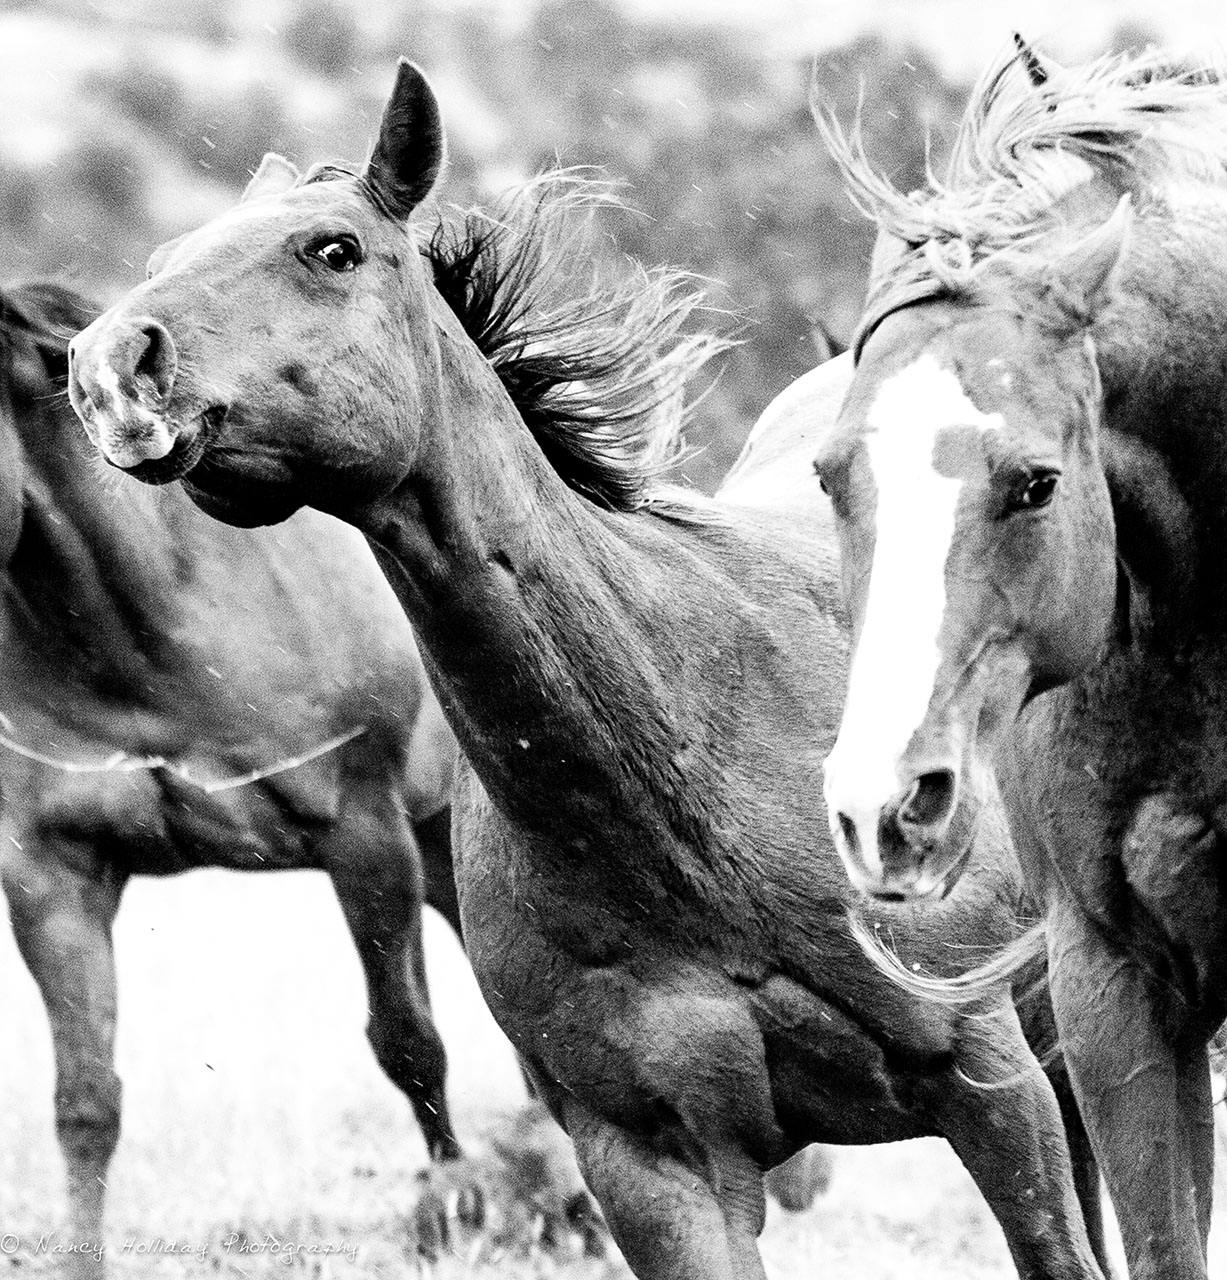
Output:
817,44,1227,352
422,176,723,512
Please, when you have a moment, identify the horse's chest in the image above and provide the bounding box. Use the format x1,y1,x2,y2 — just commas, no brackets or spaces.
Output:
1010,652,1227,1002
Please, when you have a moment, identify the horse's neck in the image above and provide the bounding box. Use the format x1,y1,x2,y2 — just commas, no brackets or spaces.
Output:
1096,217,1227,636
357,332,736,854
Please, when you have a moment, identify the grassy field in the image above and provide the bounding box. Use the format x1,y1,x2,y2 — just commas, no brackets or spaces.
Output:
2,869,1223,1278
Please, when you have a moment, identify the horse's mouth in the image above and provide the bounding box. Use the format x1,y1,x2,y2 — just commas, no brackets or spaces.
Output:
115,406,226,486
861,840,974,905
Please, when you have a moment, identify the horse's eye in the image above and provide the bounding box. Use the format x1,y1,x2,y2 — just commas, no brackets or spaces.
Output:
1017,472,1060,510
309,236,362,273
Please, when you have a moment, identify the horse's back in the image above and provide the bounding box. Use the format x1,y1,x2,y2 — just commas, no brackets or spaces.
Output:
716,353,852,532
98,480,429,721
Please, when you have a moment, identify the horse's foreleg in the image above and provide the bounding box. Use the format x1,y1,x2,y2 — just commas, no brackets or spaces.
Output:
1049,1057,1111,1277
3,843,124,1280
931,1000,1105,1280
323,800,461,1162
1048,904,1212,1280
762,1143,833,1211
563,1098,769,1280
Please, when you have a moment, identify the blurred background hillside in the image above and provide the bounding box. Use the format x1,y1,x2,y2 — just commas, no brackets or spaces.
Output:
0,0,1185,487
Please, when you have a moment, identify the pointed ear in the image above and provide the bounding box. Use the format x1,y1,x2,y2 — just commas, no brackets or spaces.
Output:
1012,33,1066,90
363,59,445,220
242,153,301,203
1051,194,1132,322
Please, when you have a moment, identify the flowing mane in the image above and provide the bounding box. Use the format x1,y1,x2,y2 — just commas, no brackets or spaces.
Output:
422,176,722,512
817,44,1227,353
262,163,726,513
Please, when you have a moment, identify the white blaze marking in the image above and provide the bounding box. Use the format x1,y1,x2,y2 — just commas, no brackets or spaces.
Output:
824,354,1002,874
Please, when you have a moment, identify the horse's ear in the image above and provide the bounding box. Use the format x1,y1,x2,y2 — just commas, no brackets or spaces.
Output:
242,153,301,203
363,59,445,220
1012,33,1067,90
1052,195,1132,322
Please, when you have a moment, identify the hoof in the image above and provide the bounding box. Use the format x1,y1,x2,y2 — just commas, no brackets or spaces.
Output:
407,1104,613,1262
487,1100,611,1257
410,1160,488,1261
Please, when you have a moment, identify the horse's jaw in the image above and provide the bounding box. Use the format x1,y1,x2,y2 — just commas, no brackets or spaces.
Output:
180,457,305,528
180,479,299,528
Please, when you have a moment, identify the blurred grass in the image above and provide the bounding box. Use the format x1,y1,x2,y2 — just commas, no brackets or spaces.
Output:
4,870,1225,1277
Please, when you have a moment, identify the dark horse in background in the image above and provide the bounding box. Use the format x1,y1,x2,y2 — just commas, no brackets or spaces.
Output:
0,281,467,1277
68,60,1112,1280
815,44,1227,1280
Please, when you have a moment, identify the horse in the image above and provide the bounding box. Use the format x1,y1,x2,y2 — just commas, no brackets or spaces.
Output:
0,278,470,1278
0,282,838,1270
66,59,1112,1280
813,43,1227,1280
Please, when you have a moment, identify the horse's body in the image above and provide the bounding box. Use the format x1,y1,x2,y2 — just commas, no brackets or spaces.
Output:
814,47,1227,1280
0,282,464,1277
66,63,1109,1280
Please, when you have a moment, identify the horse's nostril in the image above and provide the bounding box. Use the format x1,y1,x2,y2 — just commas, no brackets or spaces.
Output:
837,811,860,860
898,770,957,831
132,320,177,402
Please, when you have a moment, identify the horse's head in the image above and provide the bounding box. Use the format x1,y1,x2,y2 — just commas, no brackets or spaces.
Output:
815,201,1129,900
68,60,446,528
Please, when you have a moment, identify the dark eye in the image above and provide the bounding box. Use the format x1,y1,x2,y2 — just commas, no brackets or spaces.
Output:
813,457,833,496
1015,471,1060,511
308,235,362,273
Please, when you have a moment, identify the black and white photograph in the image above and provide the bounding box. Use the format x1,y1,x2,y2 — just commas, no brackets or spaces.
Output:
2,2,1227,1276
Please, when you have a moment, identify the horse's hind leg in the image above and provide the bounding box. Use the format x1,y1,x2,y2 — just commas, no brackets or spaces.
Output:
931,1001,1105,1280
323,798,461,1162
3,842,125,1280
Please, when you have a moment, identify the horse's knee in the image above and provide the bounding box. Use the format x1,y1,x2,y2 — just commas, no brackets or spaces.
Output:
56,1071,122,1168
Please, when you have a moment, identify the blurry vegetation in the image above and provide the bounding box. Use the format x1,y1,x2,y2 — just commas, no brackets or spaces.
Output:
283,0,363,78
0,0,978,487
63,134,146,213
82,59,293,188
